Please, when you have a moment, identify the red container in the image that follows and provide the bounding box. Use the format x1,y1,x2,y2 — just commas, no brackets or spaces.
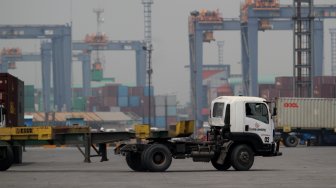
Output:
167,116,177,125
102,84,119,97
320,84,336,98
0,73,24,127
314,76,336,85
103,96,117,106
275,77,293,90
259,84,275,95
278,89,294,97
129,86,144,96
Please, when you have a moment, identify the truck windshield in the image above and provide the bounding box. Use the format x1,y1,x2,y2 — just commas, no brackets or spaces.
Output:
213,102,224,118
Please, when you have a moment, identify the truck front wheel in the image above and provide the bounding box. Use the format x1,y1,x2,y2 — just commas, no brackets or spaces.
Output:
230,144,254,171
142,144,172,172
125,152,147,171
0,145,14,171
211,153,231,171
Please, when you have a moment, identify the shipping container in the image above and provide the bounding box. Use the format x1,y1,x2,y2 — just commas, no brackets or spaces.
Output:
275,97,336,147
155,106,166,116
24,85,34,96
155,96,166,106
118,86,129,97
143,117,155,125
103,96,117,106
144,86,154,96
129,86,144,96
167,106,177,116
155,116,166,129
118,97,129,107
276,97,336,129
102,84,119,97
0,73,24,126
275,77,293,90
129,96,140,107
167,116,177,125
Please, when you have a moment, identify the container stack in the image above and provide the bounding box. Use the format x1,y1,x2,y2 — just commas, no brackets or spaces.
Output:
154,95,177,129
259,76,336,100
313,76,336,98
0,73,24,126
24,85,35,112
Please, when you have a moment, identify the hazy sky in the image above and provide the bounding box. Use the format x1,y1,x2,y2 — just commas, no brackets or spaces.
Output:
0,0,335,104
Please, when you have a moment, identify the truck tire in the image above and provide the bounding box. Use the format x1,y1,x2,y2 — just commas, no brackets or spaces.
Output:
13,146,23,164
142,144,172,172
0,145,14,171
230,144,254,171
284,135,299,147
211,153,231,171
125,152,147,172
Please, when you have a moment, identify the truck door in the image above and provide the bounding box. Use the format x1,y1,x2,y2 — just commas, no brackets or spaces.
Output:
244,102,273,144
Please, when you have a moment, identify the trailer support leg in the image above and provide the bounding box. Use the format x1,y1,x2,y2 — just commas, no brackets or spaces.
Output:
84,133,91,163
99,143,108,162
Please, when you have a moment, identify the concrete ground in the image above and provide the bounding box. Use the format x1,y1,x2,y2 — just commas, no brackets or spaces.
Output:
1,146,336,188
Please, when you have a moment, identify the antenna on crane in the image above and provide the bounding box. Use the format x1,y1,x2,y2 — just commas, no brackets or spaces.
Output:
142,0,154,126
94,8,104,36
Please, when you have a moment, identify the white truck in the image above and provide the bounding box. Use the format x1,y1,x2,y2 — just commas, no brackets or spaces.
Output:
274,97,336,147
119,96,282,172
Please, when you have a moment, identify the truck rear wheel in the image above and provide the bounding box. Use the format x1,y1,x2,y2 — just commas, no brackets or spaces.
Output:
0,145,14,171
211,153,231,171
142,144,172,172
230,144,254,171
284,135,299,147
125,152,147,171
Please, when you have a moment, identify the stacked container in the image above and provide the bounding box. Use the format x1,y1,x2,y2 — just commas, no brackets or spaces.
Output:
0,73,24,127
154,95,177,129
259,76,336,100
24,85,35,112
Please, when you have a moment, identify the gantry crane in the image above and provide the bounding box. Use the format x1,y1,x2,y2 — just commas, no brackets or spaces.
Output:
0,25,71,112
189,1,336,128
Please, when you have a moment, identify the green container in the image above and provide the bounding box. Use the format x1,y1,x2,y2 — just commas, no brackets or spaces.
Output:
24,85,34,96
72,97,86,111
92,70,103,81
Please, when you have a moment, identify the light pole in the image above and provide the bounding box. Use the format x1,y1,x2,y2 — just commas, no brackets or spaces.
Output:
143,44,153,126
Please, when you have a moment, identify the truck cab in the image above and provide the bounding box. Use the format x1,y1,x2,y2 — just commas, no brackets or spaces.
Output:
209,96,280,156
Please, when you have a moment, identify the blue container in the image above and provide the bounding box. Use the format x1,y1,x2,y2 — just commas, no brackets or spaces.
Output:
118,86,129,97
118,97,129,107
144,86,154,96
167,106,177,116
143,117,155,125
155,116,166,129
129,96,140,107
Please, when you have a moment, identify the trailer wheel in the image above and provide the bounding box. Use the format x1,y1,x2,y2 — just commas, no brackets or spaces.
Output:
125,152,147,172
0,145,14,171
230,144,254,171
284,135,299,147
211,153,231,171
142,144,172,172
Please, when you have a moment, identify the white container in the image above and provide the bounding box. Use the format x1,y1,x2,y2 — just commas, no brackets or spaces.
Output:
276,98,336,129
